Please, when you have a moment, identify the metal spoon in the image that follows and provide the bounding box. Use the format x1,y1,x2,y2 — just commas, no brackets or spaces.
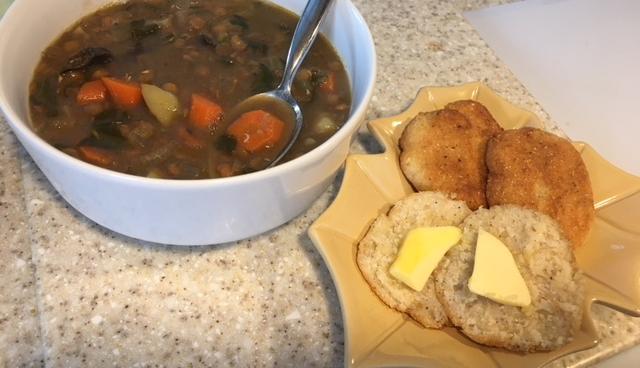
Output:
228,0,335,168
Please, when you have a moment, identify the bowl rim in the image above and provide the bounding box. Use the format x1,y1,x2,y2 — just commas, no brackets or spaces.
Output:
0,0,377,189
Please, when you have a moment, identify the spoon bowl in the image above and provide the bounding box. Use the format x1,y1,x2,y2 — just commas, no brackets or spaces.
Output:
226,89,302,169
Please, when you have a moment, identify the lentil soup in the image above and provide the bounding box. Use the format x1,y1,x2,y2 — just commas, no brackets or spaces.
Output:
29,0,351,179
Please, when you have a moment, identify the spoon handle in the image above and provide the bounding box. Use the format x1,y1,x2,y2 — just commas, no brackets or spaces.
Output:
279,0,336,92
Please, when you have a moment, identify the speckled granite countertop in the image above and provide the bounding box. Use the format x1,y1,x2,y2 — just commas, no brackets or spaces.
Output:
1,0,639,367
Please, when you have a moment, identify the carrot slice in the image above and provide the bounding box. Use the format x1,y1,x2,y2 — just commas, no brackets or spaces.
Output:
76,80,108,106
101,77,142,109
319,71,336,93
77,146,115,167
177,126,205,150
189,94,223,131
227,110,285,153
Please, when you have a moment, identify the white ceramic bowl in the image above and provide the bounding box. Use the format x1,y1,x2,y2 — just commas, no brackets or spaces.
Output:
0,0,376,245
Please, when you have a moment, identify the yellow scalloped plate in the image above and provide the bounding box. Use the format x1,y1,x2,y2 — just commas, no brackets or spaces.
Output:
309,82,640,368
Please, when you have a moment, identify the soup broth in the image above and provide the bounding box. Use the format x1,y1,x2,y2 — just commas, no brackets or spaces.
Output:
29,0,351,179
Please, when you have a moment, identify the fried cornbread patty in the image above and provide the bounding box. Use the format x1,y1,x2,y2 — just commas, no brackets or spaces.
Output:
399,103,502,210
445,100,503,137
486,128,594,247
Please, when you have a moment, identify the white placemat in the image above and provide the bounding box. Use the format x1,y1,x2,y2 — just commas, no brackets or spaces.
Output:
466,0,640,176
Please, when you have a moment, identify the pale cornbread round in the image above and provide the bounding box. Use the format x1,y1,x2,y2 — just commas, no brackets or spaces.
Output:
356,191,471,328
434,205,584,352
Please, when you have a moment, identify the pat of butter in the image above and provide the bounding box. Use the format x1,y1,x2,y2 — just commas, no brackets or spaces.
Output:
390,226,462,291
468,229,531,307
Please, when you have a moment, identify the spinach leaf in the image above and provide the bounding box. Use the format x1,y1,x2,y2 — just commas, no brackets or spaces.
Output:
199,33,217,49
89,114,128,150
248,41,268,55
164,33,176,44
254,63,275,93
131,19,161,42
278,23,292,35
216,134,237,154
31,77,59,117
310,69,328,87
82,131,127,150
93,110,131,126
229,15,249,30
61,47,113,74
